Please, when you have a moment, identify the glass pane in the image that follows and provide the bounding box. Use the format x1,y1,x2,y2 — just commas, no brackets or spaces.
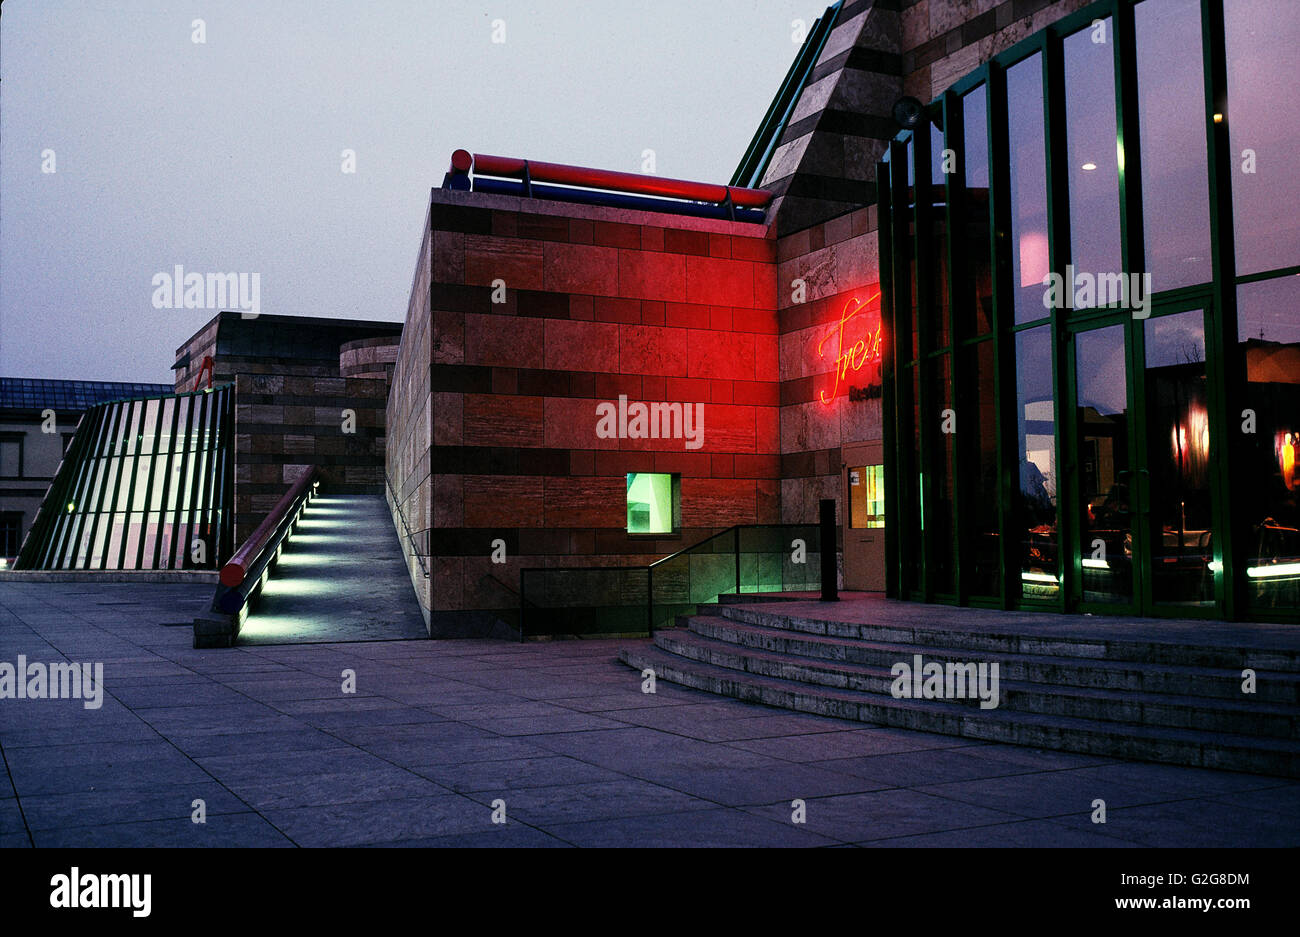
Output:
1007,54,1050,324
1145,309,1214,605
1135,0,1211,290
1016,327,1059,598
1076,325,1133,602
928,353,955,593
627,473,674,534
1237,276,1300,609
959,339,999,596
848,465,885,529
962,84,994,337
1226,0,1300,275
1064,19,1121,304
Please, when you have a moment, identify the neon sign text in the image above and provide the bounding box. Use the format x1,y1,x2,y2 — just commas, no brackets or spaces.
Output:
816,291,883,405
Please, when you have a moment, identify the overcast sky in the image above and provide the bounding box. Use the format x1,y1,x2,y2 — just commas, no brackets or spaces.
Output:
1,0,823,384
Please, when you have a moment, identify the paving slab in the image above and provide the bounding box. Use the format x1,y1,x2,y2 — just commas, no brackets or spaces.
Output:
3,579,1298,847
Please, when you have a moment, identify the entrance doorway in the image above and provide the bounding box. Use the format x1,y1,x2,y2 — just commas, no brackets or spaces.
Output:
843,441,886,591
1066,304,1218,616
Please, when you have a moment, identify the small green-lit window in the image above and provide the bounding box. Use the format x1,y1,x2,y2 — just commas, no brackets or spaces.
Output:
848,464,885,529
627,473,679,535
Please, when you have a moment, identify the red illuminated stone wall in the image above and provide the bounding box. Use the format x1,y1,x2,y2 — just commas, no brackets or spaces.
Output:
412,189,780,634
776,205,884,526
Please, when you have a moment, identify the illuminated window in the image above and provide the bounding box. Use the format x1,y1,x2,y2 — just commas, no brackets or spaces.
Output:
848,464,885,529
626,473,678,535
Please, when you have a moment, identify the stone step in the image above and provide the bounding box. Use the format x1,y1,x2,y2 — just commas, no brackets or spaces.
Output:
657,625,1299,740
620,645,1300,778
686,614,1300,706
716,604,1300,673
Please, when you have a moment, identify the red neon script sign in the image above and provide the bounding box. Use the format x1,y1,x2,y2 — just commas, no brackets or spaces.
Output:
816,291,883,404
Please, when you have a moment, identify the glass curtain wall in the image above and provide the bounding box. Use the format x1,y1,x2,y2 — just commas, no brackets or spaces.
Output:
15,386,234,570
877,0,1299,621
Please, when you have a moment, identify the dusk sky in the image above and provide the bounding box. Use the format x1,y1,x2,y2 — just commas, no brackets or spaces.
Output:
1,0,822,384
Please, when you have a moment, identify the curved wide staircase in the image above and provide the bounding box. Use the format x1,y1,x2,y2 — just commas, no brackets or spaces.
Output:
620,598,1300,778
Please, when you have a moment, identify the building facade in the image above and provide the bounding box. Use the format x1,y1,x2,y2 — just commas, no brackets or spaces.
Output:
13,0,1296,635
876,0,1298,621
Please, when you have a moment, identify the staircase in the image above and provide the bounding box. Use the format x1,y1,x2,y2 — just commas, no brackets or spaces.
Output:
621,597,1300,778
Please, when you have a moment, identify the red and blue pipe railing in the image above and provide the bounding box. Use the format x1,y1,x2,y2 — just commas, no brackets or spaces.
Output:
444,150,771,223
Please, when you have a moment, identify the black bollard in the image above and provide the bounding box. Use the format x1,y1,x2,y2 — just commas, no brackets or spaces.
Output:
819,498,838,602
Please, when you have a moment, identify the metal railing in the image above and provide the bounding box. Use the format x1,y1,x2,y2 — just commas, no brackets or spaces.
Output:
385,471,429,580
211,465,318,615
518,524,822,639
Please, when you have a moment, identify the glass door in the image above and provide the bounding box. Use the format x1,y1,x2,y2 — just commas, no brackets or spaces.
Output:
1136,308,1217,611
1070,320,1136,608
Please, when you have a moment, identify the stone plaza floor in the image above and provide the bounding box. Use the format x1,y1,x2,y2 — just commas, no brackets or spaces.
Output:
0,581,1296,847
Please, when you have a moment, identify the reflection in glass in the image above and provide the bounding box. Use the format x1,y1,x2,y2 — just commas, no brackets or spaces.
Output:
1076,325,1132,603
848,465,885,529
1016,327,1058,597
1226,0,1300,276
627,473,675,535
1136,0,1211,291
1064,20,1121,301
960,339,999,596
1145,310,1213,605
962,84,994,337
1238,277,1300,609
929,353,954,593
1007,55,1049,324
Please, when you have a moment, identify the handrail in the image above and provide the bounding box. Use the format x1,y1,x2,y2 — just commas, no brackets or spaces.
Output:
465,152,773,209
219,465,318,587
519,523,822,639
385,472,429,579
211,466,318,617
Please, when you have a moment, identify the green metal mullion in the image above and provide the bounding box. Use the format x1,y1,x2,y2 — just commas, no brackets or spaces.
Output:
1042,33,1071,612
84,401,127,570
1200,0,1241,619
183,389,215,566
207,387,230,563
913,116,937,602
176,389,204,566
43,406,99,569
986,62,1018,610
1237,264,1300,284
190,393,215,568
178,389,208,566
60,405,110,569
131,398,167,569
219,388,235,563
80,404,120,568
1128,302,1154,612
205,388,232,565
1113,1,1144,290
149,394,183,569
878,158,900,599
943,89,969,605
889,141,916,598
29,406,99,569
113,399,146,570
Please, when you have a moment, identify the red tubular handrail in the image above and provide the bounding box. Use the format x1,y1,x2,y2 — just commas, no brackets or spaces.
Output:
218,465,317,587
457,150,772,209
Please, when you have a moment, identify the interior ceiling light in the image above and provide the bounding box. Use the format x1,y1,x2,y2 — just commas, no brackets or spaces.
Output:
1082,162,1097,171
